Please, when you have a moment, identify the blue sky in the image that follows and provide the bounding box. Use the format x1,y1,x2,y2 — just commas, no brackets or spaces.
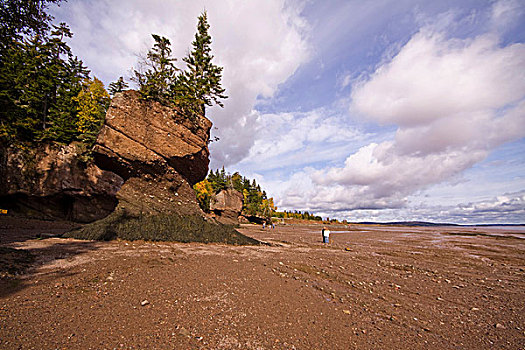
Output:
51,0,525,224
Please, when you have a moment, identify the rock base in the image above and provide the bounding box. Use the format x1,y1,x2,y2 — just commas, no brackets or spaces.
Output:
65,210,260,245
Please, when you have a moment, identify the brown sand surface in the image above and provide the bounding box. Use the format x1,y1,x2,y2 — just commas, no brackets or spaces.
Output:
1,218,524,349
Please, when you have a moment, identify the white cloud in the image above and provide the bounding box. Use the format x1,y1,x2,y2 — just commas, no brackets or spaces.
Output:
236,109,364,172
278,13,525,214
491,0,524,33
52,0,310,167
296,190,525,224
351,32,525,127
455,191,525,221
404,190,525,224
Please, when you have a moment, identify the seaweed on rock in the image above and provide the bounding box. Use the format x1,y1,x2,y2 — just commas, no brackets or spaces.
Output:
65,209,260,245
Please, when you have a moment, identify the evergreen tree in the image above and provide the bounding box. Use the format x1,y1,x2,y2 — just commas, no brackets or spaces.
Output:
174,11,226,116
0,21,89,144
231,172,243,192
132,34,178,104
43,24,90,143
0,0,60,54
108,76,128,96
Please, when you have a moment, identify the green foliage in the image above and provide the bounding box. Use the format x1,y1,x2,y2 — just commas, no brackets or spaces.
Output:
0,17,98,146
65,209,260,245
0,0,61,54
130,12,226,118
206,166,228,193
273,210,323,221
132,34,178,105
108,76,128,96
174,11,227,116
194,168,277,218
73,77,110,145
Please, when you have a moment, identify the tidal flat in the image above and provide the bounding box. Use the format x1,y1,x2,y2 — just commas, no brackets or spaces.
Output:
1,219,524,349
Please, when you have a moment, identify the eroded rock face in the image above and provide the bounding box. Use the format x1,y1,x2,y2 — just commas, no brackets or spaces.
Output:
1,90,213,222
210,189,244,224
94,90,211,184
93,90,212,216
0,144,123,222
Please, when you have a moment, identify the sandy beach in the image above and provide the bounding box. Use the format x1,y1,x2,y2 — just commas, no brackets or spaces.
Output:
1,219,524,349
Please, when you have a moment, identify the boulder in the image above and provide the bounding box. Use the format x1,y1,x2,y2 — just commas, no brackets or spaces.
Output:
210,189,243,224
94,90,211,184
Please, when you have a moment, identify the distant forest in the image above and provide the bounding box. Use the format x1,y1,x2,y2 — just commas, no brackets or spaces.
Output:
194,167,276,218
194,167,330,222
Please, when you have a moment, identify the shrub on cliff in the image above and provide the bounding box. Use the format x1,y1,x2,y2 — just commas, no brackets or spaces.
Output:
108,77,129,96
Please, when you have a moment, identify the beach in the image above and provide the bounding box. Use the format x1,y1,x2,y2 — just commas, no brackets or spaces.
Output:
1,219,524,349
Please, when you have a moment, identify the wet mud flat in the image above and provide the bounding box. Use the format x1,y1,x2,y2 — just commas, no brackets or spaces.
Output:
1,219,524,349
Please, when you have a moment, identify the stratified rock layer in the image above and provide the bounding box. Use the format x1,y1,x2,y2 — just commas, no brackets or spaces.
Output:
92,90,212,216
0,143,123,222
94,90,211,183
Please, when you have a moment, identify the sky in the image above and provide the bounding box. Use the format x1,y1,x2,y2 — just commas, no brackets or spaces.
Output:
51,0,525,224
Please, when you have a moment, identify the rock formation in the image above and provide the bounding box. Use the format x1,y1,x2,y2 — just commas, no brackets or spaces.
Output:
1,91,259,244
0,143,122,222
92,90,211,216
210,189,244,224
0,90,211,221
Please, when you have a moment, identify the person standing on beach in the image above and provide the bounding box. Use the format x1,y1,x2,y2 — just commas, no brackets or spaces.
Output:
322,227,330,243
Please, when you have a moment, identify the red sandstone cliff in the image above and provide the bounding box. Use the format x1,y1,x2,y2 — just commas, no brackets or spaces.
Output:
0,90,212,222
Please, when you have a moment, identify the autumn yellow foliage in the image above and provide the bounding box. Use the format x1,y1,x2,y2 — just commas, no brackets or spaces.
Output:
193,179,214,211
73,77,110,142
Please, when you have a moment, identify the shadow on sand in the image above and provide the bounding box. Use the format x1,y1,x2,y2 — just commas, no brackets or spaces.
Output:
0,216,99,298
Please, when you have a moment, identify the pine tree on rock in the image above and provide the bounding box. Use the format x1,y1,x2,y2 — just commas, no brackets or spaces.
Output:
42,23,89,143
132,34,178,105
175,11,227,116
108,76,128,96
0,21,89,144
0,0,61,54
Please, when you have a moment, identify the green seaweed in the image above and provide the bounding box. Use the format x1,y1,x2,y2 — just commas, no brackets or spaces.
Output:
65,209,259,245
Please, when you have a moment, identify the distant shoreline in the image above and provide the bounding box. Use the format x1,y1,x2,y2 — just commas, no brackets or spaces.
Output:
351,221,525,227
